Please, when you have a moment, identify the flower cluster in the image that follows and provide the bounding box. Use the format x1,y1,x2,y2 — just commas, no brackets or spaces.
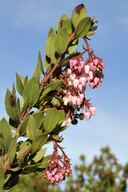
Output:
43,143,71,184
60,53,105,125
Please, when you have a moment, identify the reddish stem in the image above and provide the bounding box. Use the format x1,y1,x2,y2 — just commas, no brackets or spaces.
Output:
84,37,93,60
41,57,62,86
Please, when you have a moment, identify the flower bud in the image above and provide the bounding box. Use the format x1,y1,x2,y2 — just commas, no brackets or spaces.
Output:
89,106,96,115
69,73,76,81
94,77,100,85
79,77,86,86
93,58,99,65
84,111,91,120
84,65,90,74
89,71,93,80
73,79,79,87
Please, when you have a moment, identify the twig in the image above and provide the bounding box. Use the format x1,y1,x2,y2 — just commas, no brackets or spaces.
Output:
84,37,93,60
41,57,62,86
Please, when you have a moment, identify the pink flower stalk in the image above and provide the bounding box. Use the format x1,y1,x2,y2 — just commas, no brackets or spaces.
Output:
43,143,72,184
60,53,105,124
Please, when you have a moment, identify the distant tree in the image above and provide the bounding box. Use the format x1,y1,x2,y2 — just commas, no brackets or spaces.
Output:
7,147,128,192
66,147,128,192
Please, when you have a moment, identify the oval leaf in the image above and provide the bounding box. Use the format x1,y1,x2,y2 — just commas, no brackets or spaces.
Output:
5,89,19,121
23,77,40,109
31,134,47,153
0,118,12,152
43,108,65,133
74,17,91,38
8,140,17,163
55,28,69,55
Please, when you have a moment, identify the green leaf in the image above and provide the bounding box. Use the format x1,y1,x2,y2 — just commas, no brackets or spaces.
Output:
61,14,69,21
43,108,65,133
68,39,78,54
0,118,12,152
74,17,91,38
56,14,71,33
27,114,44,140
48,27,54,37
26,115,36,140
55,28,69,55
33,111,44,131
9,118,19,128
8,140,17,163
38,155,50,169
68,44,78,54
5,89,20,121
31,134,47,153
11,166,20,172
33,51,45,80
12,84,16,96
33,148,47,163
52,97,61,107
0,169,4,190
17,141,31,159
19,118,28,136
16,73,28,96
43,57,51,69
87,31,95,36
45,32,57,63
3,173,19,190
23,77,40,109
72,4,87,28
40,80,62,101
23,165,37,174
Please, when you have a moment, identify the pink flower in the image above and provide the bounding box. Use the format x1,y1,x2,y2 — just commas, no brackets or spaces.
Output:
73,79,79,87
59,173,64,180
94,77,100,85
55,174,60,182
69,73,76,81
89,82,95,89
79,77,86,86
51,177,55,183
80,60,85,67
63,96,70,105
89,62,96,71
43,143,71,184
76,97,82,106
61,118,71,127
89,71,93,80
100,61,105,68
97,81,102,88
79,93,84,100
67,68,72,74
84,65,90,74
69,59,77,68
78,84,83,92
84,111,91,120
89,106,96,115
93,58,99,65
71,96,77,105
78,60,85,72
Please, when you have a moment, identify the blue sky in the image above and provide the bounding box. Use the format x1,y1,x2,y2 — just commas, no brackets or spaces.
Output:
0,0,128,164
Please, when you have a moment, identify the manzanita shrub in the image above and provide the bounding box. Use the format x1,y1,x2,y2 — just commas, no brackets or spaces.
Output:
0,4,105,190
